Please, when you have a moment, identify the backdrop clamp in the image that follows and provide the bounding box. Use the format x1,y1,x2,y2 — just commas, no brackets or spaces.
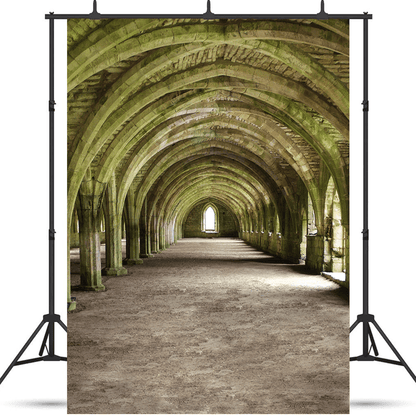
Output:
90,0,102,20
317,0,329,19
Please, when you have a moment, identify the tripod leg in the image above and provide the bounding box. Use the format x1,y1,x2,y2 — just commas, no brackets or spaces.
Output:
367,323,379,356
0,320,46,385
372,319,416,383
350,319,360,333
39,323,50,356
57,319,67,332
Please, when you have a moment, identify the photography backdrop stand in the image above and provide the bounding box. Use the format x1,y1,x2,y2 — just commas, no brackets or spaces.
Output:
349,17,416,383
1,0,414,387
0,18,67,386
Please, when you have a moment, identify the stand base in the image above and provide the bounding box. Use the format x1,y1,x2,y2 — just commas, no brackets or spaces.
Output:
0,313,67,385
350,314,416,382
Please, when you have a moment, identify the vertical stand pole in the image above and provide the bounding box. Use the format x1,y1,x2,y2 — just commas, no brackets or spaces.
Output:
350,17,416,383
0,15,67,387
49,16,56,357
362,17,369,358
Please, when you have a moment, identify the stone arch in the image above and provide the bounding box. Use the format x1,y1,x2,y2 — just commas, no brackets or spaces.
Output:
67,63,348,219
68,20,348,91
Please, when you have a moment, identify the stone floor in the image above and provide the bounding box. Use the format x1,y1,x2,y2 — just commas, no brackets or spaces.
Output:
68,238,349,414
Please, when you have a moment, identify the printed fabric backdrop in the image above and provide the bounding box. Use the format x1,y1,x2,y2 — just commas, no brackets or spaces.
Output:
67,17,350,414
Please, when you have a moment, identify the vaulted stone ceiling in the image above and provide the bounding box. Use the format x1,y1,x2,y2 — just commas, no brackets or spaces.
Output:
67,18,349,237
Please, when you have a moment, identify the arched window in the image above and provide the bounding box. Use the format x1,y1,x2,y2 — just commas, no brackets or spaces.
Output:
201,204,219,233
205,206,215,231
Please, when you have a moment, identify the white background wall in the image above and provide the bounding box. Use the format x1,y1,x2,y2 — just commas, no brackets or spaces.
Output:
0,1,415,415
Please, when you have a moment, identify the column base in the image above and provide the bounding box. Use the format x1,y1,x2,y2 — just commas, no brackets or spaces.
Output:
123,258,143,265
139,254,153,258
67,300,77,311
74,284,106,292
102,267,128,276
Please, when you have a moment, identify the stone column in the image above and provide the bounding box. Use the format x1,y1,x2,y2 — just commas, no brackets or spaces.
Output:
71,209,78,233
140,197,153,258
102,174,128,275
306,234,325,272
67,215,76,311
125,223,143,264
260,205,268,252
151,215,160,253
123,188,143,265
171,219,177,245
159,220,166,251
78,175,106,291
343,221,349,286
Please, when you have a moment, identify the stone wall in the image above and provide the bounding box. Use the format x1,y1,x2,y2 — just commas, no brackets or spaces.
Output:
242,231,300,264
184,202,238,238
